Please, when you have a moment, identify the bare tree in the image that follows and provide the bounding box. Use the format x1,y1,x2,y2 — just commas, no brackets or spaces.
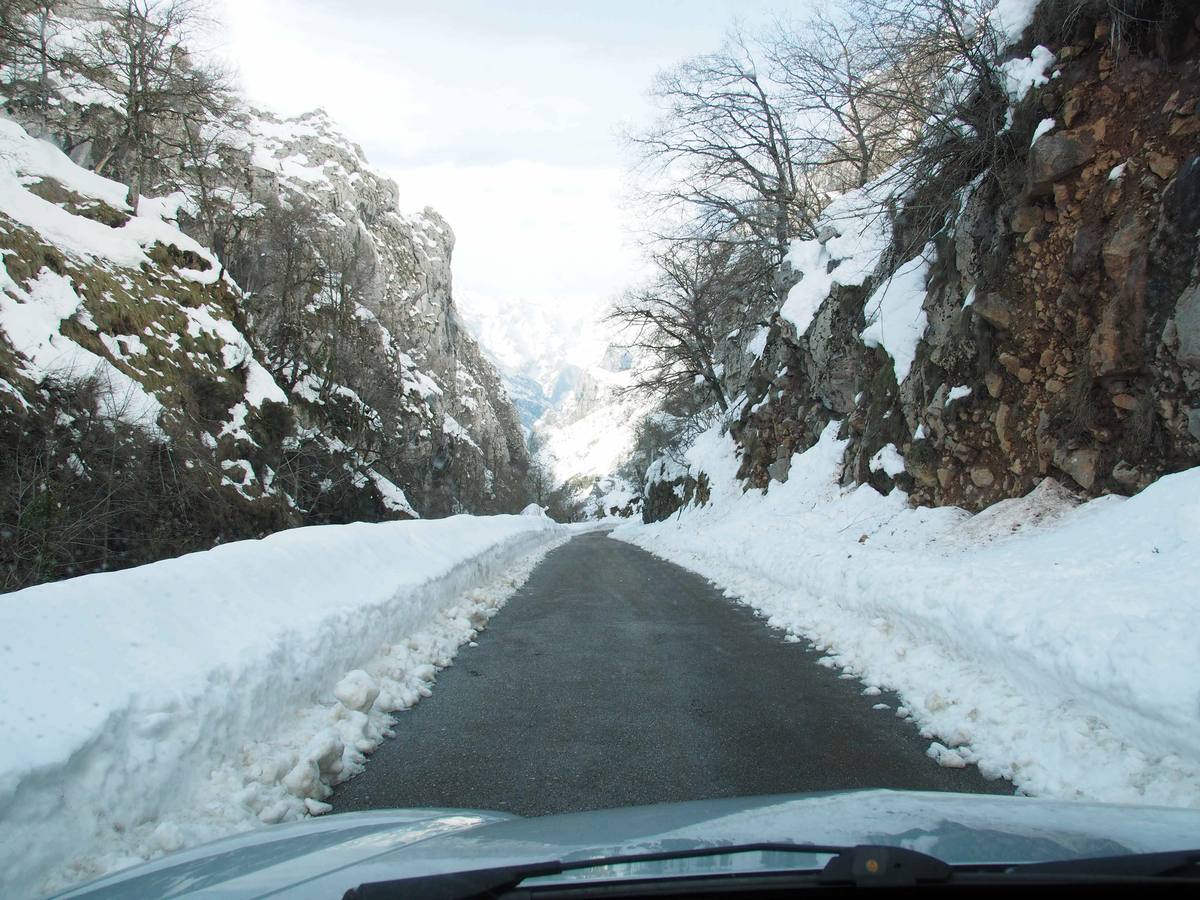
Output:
628,35,821,292
75,0,229,213
0,1,63,127
862,0,1011,175
766,11,921,192
608,239,760,411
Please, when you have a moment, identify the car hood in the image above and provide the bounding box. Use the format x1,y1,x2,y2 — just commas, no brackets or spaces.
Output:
54,789,1200,898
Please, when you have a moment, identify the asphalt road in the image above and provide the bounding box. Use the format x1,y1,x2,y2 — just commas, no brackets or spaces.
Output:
332,531,1010,816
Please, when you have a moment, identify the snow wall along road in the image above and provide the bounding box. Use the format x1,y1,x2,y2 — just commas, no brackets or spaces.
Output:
0,511,566,898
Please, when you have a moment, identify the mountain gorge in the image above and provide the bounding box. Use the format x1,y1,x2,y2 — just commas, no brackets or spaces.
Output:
0,2,532,590
456,296,651,518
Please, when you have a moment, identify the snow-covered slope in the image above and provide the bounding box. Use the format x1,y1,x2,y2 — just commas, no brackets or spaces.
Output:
233,107,534,516
455,292,601,430
1,34,537,588
0,513,566,899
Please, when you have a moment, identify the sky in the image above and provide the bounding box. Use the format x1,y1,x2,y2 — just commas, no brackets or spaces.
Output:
217,0,791,338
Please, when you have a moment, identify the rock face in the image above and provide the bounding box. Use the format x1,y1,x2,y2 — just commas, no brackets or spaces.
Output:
236,110,532,516
0,42,533,586
717,9,1200,512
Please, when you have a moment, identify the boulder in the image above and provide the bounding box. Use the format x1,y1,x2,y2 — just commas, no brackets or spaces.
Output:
1010,205,1042,232
1175,282,1200,367
1054,446,1100,490
973,292,1014,329
1093,217,1150,375
1028,129,1097,195
767,457,791,484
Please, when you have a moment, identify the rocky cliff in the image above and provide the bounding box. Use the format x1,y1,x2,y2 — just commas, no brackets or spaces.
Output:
231,109,532,517
646,1,1200,519
0,10,532,588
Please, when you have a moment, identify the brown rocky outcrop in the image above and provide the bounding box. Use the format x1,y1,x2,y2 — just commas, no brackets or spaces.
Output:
724,6,1200,512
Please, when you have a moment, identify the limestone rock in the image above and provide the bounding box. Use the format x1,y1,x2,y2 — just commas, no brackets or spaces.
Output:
973,293,1013,329
969,466,995,487
1147,151,1178,179
1054,446,1100,490
1028,129,1097,195
767,457,791,484
1176,282,1200,367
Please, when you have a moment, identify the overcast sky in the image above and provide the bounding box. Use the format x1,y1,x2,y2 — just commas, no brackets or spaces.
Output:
217,1,791,326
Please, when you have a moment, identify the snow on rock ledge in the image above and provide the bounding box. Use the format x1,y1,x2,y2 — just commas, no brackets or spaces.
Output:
0,513,565,898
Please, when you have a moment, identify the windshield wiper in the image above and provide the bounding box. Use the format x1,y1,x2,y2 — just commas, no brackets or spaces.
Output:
341,842,940,899
1011,848,1200,879
342,844,1200,899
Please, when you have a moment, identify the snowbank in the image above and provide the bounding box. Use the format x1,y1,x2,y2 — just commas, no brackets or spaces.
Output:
0,514,566,898
615,425,1200,809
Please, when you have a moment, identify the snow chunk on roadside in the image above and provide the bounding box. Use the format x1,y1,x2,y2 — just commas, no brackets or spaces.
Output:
334,670,380,713
927,742,970,769
0,514,567,898
614,420,1200,810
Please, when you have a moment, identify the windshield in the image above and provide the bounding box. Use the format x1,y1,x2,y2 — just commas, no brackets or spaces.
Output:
1,1,1198,898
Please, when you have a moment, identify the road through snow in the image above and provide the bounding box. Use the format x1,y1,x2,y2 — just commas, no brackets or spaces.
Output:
332,531,1009,815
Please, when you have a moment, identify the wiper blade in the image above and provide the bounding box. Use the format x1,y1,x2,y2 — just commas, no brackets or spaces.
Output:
342,841,850,900
1011,847,1200,879
343,844,1200,899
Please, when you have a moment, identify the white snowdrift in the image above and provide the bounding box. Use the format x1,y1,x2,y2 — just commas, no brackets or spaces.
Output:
0,514,565,898
615,424,1200,809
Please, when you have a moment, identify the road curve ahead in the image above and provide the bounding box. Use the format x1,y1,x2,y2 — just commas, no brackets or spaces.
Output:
332,530,1009,816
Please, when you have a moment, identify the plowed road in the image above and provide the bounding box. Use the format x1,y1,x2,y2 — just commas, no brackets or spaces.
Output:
332,530,1008,815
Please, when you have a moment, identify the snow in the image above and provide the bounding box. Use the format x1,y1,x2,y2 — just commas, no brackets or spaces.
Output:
780,181,893,335
368,469,418,517
615,423,1200,810
868,443,906,478
0,268,164,431
1002,46,1056,101
945,385,973,404
0,514,566,898
443,412,482,451
244,357,288,407
536,366,657,491
0,116,283,436
860,247,933,385
745,326,769,358
1030,117,1057,146
1108,162,1127,181
0,119,222,284
989,0,1042,45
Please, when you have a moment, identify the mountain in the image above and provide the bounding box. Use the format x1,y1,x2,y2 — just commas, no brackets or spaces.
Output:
456,294,653,517
0,5,533,589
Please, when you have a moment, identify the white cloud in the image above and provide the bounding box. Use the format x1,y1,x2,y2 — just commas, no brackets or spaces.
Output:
387,161,644,317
